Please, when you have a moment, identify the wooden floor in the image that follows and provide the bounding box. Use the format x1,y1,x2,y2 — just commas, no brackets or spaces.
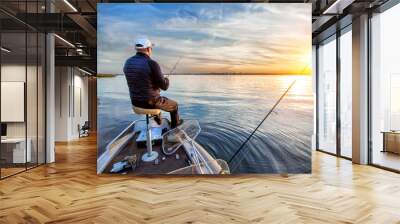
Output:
1,135,400,224
1,167,26,178
373,151,400,171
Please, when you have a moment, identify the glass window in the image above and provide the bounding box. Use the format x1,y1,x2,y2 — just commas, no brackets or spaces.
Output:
317,36,337,154
27,30,38,169
0,1,46,179
371,3,400,171
1,30,28,178
339,28,352,158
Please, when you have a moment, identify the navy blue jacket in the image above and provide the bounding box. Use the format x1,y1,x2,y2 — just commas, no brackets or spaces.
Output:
123,52,169,104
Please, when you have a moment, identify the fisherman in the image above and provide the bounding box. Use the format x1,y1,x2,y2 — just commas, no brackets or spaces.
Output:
123,37,182,128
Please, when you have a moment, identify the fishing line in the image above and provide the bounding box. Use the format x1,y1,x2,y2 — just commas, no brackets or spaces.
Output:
165,57,182,79
168,56,182,75
227,80,297,164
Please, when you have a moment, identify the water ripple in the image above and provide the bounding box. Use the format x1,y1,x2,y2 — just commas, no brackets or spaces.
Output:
98,75,313,173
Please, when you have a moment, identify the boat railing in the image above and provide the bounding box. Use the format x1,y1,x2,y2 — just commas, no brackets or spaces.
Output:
162,119,201,155
98,118,231,175
162,120,230,174
97,120,140,174
183,140,225,174
168,159,230,175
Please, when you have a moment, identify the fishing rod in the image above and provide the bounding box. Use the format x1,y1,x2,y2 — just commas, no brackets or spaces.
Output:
227,80,297,165
166,57,182,78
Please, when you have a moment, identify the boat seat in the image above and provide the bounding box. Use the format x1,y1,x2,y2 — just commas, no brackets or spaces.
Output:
133,106,160,116
132,106,160,162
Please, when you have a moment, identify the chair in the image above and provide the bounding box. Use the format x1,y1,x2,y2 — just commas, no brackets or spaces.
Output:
133,106,161,162
78,121,90,138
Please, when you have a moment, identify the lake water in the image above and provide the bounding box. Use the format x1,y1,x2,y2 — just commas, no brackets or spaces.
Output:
98,75,313,173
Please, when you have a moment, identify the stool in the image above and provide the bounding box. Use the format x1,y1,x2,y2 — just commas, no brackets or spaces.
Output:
133,106,161,162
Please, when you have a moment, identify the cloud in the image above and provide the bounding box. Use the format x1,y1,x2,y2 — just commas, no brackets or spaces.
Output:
97,3,311,74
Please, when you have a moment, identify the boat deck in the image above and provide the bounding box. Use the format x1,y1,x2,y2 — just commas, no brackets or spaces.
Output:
104,136,190,175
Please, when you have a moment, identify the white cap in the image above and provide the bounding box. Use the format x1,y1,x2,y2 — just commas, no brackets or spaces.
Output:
134,37,154,50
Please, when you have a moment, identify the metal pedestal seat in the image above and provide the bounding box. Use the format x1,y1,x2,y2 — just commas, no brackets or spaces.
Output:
133,106,161,162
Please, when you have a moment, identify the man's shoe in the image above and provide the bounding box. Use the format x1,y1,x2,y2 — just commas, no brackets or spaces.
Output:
154,113,162,125
171,119,184,129
177,119,184,127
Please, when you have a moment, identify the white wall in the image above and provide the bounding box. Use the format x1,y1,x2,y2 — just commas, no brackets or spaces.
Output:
1,63,46,164
55,66,69,141
76,74,89,119
1,65,26,138
54,67,89,141
0,65,42,138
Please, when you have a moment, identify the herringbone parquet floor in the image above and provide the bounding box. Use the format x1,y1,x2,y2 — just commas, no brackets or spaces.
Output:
1,135,400,224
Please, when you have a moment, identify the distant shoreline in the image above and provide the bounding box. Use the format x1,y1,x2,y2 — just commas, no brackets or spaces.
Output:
97,74,117,78
97,73,310,77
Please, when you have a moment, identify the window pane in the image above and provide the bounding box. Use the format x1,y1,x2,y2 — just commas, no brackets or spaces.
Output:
340,29,352,158
318,37,337,154
26,0,41,169
371,3,400,171
27,31,38,169
0,0,46,179
1,31,27,177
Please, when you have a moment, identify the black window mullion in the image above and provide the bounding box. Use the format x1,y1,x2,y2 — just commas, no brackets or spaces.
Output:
36,0,39,167
73,68,75,118
316,44,320,150
367,11,373,165
24,0,28,171
336,28,341,157
42,0,48,163
0,20,2,179
44,32,47,164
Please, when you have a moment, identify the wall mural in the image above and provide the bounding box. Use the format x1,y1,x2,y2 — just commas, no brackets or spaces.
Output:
97,3,313,175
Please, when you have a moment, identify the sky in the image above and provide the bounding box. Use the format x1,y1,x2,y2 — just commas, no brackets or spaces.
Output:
97,3,311,75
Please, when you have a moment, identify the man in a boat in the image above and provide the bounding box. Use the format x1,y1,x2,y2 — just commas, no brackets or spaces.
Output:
123,37,182,128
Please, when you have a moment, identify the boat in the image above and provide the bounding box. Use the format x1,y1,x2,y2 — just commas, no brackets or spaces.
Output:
97,118,230,175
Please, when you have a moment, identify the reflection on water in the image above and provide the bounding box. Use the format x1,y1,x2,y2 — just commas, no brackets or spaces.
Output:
98,75,313,173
